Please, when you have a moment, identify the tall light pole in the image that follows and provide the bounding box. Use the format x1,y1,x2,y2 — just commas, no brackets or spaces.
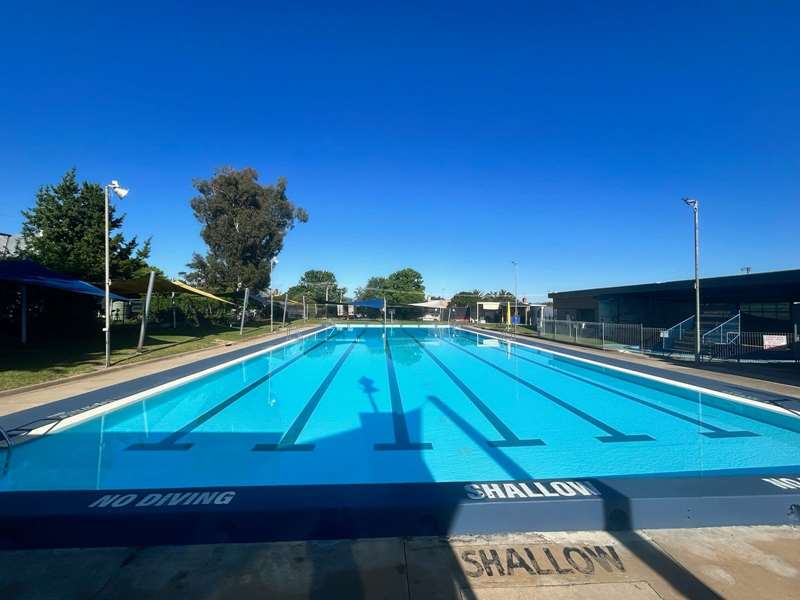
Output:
512,260,519,334
269,256,278,332
104,180,129,368
683,198,701,362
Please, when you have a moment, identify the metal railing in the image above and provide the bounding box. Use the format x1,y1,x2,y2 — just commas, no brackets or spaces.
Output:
702,312,740,345
0,426,12,476
660,315,695,353
533,319,665,353
475,318,799,364
705,330,797,362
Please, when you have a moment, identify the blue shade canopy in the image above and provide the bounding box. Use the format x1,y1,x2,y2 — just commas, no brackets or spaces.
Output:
0,260,127,300
352,299,385,309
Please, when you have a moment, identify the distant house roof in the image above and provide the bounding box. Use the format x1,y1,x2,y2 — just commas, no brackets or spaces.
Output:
0,259,127,300
0,233,25,257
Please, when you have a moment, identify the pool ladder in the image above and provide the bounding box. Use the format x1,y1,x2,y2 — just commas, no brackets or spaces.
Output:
0,425,11,476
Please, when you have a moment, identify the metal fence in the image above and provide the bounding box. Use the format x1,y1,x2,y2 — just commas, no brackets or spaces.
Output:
704,330,798,362
534,319,665,353
510,318,799,363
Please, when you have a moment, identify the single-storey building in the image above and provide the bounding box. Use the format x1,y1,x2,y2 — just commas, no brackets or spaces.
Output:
549,269,800,332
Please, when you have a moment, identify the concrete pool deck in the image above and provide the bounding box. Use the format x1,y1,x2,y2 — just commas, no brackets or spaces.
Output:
2,526,798,599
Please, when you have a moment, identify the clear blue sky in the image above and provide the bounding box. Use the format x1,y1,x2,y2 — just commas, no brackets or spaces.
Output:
2,1,798,301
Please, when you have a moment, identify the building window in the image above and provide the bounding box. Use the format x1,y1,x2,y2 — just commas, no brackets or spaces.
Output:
740,302,790,321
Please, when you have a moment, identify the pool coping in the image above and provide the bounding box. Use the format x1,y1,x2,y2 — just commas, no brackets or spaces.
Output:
1,474,799,549
2,324,800,549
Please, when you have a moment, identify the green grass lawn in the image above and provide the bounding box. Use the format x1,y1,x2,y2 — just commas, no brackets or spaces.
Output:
0,321,302,392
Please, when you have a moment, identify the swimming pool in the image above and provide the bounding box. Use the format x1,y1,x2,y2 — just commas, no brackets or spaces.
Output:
2,325,799,546
3,324,799,491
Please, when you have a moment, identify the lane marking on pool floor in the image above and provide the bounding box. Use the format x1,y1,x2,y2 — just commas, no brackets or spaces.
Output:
437,335,654,443
482,339,757,439
127,329,344,451
374,334,433,451
456,326,800,425
253,328,367,452
20,326,336,440
403,330,545,448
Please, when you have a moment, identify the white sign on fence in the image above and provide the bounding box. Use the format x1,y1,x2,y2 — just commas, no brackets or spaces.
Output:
763,335,787,350
660,331,669,338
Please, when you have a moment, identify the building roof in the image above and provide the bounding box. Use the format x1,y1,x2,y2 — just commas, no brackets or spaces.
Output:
549,268,800,300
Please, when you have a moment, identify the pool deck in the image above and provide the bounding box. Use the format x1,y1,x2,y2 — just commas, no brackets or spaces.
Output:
2,526,798,599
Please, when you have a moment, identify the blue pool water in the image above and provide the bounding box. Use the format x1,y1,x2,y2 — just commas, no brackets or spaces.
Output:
2,326,799,491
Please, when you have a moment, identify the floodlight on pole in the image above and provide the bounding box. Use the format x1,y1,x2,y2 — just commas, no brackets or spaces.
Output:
682,197,701,362
103,180,130,368
512,260,519,335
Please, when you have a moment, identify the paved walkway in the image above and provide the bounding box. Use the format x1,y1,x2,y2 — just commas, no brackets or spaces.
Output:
2,526,798,599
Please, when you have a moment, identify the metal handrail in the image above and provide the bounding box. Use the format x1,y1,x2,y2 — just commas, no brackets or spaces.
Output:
0,426,12,477
669,314,696,333
702,312,740,344
664,314,695,339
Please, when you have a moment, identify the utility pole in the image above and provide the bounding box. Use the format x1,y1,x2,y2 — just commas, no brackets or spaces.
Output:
683,198,701,362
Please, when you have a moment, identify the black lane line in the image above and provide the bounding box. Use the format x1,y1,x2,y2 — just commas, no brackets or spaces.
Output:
488,340,757,439
254,328,366,451
374,335,433,450
128,329,341,451
403,331,544,448
440,336,653,443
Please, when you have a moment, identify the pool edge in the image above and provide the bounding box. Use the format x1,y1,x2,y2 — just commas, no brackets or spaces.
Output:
1,473,799,549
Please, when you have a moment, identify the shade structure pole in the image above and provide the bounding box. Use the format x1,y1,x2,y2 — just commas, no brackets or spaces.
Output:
239,287,250,335
137,271,156,352
20,284,27,344
282,292,288,328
